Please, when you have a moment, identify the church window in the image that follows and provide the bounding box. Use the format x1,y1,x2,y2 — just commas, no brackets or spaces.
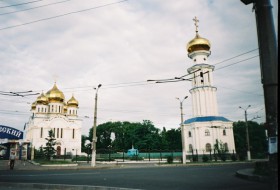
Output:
205,129,210,136
189,144,193,152
40,127,43,138
223,129,226,136
72,129,75,139
188,131,192,137
194,59,196,62
51,105,54,112
224,143,229,151
200,72,204,83
70,110,72,115
58,106,61,113
204,58,206,61
206,143,211,152
57,128,59,138
61,128,63,138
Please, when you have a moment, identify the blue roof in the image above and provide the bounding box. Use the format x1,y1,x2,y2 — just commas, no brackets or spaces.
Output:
184,116,231,124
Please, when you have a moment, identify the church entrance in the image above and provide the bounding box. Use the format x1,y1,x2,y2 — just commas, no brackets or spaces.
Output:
57,146,61,156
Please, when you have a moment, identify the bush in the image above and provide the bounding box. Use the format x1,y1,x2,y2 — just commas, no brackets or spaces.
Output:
192,156,198,162
238,154,246,161
220,154,226,162
231,154,237,161
167,156,173,164
129,156,143,161
202,155,209,162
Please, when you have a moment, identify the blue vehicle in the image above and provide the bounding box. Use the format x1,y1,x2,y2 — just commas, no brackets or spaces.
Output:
127,148,139,156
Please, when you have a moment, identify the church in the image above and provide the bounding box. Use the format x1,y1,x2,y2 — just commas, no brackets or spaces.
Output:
24,83,82,156
183,17,236,159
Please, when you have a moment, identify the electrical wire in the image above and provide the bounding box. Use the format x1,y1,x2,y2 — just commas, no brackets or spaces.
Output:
0,0,71,16
0,0,45,9
0,0,129,31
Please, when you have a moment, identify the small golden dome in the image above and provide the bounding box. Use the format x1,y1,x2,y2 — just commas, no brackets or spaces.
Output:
46,83,65,102
187,17,211,54
67,95,79,107
36,92,48,105
186,34,211,53
31,101,36,110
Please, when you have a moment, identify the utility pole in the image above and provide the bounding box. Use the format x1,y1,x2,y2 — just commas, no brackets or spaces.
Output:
176,96,188,164
240,0,278,189
239,105,251,161
91,84,102,167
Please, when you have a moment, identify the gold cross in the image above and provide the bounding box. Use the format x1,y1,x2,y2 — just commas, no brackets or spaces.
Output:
193,16,199,35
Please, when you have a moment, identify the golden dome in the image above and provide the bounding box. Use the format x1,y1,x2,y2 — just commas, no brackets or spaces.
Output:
31,101,36,110
46,83,65,102
36,92,48,105
186,34,211,53
67,95,79,107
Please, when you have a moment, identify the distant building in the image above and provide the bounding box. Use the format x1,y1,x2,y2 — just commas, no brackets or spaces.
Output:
183,17,236,158
24,83,82,156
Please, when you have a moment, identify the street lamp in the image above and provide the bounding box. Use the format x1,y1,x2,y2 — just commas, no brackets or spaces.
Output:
239,105,251,161
176,96,188,164
91,84,102,167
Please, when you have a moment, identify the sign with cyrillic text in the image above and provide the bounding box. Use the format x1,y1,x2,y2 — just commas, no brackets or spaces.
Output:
0,125,23,140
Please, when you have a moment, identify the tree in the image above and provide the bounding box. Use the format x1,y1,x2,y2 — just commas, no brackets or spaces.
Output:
233,121,267,159
214,139,228,161
43,130,56,160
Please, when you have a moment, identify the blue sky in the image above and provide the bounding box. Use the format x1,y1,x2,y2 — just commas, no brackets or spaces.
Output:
0,0,278,135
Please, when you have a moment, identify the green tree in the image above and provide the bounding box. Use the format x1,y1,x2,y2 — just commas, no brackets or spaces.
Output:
43,130,56,160
214,139,228,161
163,128,182,150
233,121,267,159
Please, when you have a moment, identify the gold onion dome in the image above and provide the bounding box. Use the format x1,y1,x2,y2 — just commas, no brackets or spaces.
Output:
67,95,79,107
186,34,211,53
187,16,211,54
31,101,36,110
46,83,65,102
36,92,48,104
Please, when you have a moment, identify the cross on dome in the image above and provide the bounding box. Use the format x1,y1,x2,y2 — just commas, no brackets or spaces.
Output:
193,16,199,36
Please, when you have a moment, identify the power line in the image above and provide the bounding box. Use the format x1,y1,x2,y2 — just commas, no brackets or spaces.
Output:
0,0,71,16
215,55,259,71
213,48,258,66
0,0,129,31
0,0,45,9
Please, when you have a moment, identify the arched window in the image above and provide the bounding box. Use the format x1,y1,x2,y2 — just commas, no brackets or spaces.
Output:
205,129,210,136
224,143,229,151
188,131,192,137
189,144,193,152
206,143,211,152
223,129,226,136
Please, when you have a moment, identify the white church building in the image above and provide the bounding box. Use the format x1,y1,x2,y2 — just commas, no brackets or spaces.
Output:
24,83,82,156
183,17,236,158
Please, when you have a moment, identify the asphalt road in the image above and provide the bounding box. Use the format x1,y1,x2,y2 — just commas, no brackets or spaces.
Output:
0,163,270,190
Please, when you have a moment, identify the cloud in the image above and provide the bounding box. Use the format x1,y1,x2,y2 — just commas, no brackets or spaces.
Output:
0,0,277,135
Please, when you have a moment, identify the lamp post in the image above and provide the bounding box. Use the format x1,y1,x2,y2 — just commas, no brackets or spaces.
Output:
91,84,102,167
239,105,251,161
176,96,188,164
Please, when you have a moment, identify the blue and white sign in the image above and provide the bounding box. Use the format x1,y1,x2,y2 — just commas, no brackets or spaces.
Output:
0,125,23,140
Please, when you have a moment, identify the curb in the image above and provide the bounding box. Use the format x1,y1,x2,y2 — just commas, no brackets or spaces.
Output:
235,168,270,183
